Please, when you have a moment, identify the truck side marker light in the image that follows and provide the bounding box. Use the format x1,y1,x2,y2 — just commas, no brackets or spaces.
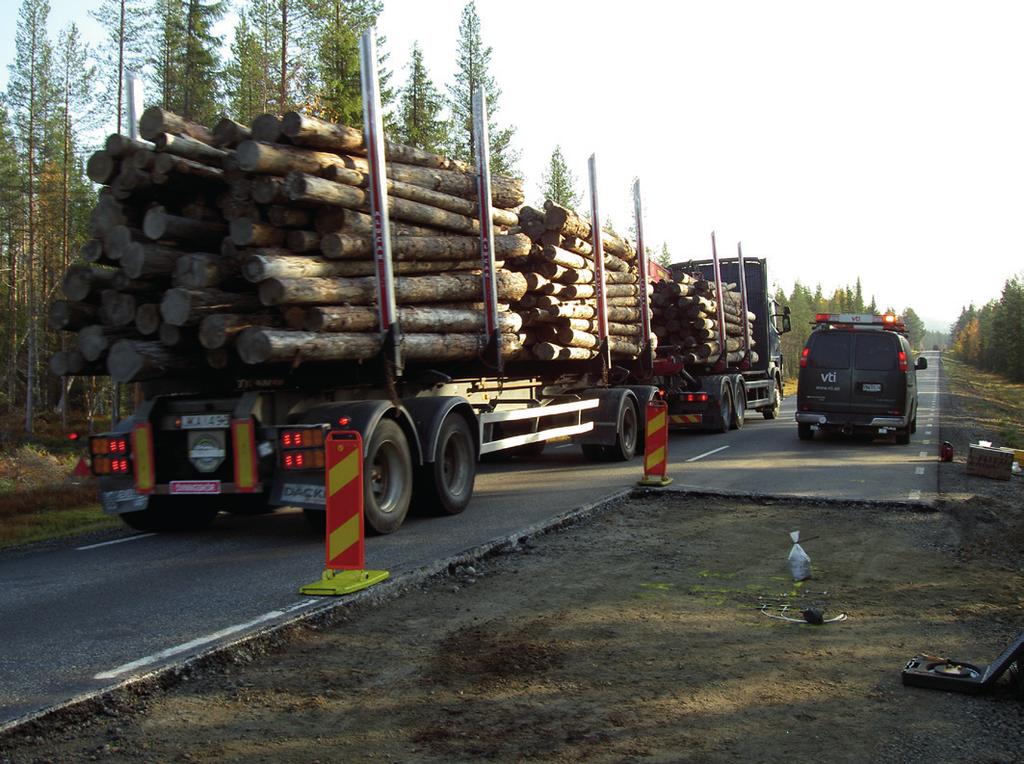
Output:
301,430,389,596
131,422,155,494
638,400,673,487
232,419,258,493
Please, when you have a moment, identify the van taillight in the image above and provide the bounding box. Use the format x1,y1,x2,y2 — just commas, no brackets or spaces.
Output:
800,348,810,368
898,351,908,372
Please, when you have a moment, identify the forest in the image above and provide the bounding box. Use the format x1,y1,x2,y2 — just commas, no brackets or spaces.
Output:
949,274,1024,382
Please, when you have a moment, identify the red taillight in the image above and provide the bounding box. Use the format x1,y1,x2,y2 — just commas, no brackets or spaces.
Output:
800,347,810,368
898,351,908,372
67,432,79,441
280,428,324,449
684,393,709,403
90,436,128,455
337,416,351,427
282,449,325,470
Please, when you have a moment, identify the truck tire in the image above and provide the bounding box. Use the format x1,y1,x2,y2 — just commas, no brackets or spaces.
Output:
363,419,413,535
120,498,219,532
797,423,813,441
763,380,782,420
715,386,733,434
731,384,746,430
416,414,476,515
580,396,639,462
895,427,911,445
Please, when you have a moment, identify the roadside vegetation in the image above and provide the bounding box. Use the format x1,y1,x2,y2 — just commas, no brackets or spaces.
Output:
941,353,1024,449
0,415,117,549
949,273,1024,382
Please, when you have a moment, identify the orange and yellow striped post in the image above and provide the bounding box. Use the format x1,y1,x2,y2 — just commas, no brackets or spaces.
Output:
300,430,389,596
638,400,673,487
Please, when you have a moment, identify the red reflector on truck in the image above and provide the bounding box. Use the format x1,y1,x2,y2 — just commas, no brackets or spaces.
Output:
232,419,258,493
131,423,155,494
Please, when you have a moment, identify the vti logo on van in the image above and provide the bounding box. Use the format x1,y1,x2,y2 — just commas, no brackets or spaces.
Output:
820,371,838,383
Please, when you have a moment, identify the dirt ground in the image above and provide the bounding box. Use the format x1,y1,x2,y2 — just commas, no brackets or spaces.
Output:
2,368,1023,764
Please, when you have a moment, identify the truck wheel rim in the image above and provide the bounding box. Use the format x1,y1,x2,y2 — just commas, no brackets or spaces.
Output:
370,441,403,513
441,431,471,495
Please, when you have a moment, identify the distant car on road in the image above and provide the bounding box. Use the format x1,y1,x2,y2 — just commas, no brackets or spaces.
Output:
795,313,927,445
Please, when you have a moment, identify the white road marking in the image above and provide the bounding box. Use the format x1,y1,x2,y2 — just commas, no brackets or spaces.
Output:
686,445,731,462
94,600,319,680
915,467,925,475
553,443,573,449
77,534,156,551
919,451,928,458
908,490,922,500
925,430,933,436
922,439,931,445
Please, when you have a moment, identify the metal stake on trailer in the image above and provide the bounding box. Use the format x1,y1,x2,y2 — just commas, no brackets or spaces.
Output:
736,242,752,370
359,29,402,377
588,155,611,375
632,179,654,376
472,87,502,372
710,232,728,374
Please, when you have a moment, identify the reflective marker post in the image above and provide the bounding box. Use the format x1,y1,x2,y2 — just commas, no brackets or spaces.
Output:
301,431,389,596
638,400,673,487
473,86,502,372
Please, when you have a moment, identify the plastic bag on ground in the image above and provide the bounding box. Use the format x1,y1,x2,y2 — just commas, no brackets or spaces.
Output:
788,530,812,581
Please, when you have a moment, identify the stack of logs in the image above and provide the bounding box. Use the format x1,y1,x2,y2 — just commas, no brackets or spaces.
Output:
650,271,758,366
510,201,647,361
49,107,647,384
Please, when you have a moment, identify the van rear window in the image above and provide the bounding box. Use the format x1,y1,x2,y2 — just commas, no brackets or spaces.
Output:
855,334,898,370
810,333,851,369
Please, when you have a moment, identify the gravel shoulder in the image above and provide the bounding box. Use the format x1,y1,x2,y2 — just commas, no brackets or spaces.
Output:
2,357,1022,763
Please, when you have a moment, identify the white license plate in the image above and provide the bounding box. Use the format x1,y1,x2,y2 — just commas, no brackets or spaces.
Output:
862,383,882,393
181,414,230,429
170,480,222,494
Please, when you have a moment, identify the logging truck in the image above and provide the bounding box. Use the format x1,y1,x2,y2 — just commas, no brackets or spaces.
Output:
652,251,792,432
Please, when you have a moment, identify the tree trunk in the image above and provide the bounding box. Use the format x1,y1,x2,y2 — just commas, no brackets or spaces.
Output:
143,205,227,247
237,328,523,365
78,324,138,361
153,132,227,164
63,265,118,301
49,300,100,331
160,288,261,326
139,106,214,145
259,271,528,307
198,312,284,349
304,305,523,333
319,231,530,261
107,339,199,382
212,117,251,147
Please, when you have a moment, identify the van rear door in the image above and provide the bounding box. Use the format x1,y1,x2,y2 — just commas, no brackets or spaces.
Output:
850,333,904,417
799,331,852,411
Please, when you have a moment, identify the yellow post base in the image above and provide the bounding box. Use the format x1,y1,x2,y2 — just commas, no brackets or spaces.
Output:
638,476,674,487
300,568,389,596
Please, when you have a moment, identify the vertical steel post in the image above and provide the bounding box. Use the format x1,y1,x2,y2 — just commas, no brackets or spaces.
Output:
736,242,752,370
125,70,143,140
632,179,654,374
710,232,728,373
588,155,610,372
359,29,401,375
473,87,502,372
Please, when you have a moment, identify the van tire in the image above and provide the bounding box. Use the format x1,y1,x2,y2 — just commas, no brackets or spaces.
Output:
797,423,813,441
895,427,911,445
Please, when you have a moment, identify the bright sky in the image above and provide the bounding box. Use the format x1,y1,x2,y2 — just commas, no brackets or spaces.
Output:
5,0,1024,330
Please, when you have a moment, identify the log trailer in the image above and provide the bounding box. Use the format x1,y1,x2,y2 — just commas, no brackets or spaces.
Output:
654,244,792,432
85,34,659,535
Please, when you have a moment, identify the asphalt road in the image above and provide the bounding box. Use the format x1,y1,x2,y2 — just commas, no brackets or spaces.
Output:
0,351,942,728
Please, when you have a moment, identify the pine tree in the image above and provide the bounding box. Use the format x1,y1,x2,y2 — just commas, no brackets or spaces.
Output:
540,145,580,208
89,0,149,134
447,1,517,174
0,105,26,410
226,11,274,123
395,41,448,152
7,0,53,431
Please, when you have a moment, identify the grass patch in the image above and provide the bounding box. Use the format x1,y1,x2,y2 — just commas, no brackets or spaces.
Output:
941,354,1024,448
0,504,121,549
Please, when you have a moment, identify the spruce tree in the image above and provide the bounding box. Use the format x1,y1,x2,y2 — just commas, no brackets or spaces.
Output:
180,0,225,125
396,41,448,152
447,1,517,174
300,0,390,127
89,0,149,134
656,242,672,269
149,0,186,114
540,145,580,208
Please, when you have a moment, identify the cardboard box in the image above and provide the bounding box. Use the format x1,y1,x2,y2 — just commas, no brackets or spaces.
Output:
966,444,1015,480
1015,449,1024,468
